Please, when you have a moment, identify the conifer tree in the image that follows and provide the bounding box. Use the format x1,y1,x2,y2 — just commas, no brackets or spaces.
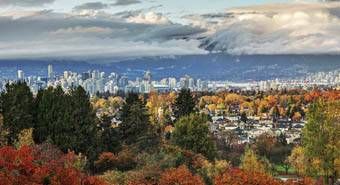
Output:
68,86,99,158
119,93,150,145
173,88,196,120
34,86,99,161
1,82,34,144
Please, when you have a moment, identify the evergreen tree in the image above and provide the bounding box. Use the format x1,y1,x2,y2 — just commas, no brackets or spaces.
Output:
99,115,121,153
173,88,196,120
68,86,99,159
33,86,65,144
0,82,34,144
240,112,248,123
172,114,217,160
34,86,99,161
120,102,151,145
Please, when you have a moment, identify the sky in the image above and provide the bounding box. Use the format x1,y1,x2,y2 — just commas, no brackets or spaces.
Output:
0,0,340,59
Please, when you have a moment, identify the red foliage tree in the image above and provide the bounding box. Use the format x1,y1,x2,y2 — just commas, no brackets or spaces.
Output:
0,146,107,185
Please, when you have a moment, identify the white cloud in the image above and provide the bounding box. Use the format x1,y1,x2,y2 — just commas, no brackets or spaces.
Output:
127,11,171,25
196,3,340,55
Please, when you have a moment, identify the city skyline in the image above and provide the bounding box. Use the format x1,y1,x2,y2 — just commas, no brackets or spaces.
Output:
5,64,340,96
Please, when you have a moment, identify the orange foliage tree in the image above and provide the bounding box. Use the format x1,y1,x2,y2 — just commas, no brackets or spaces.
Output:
159,165,204,185
214,168,282,185
214,168,318,185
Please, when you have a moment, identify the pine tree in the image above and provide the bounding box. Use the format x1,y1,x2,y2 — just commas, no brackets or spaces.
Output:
0,82,34,144
34,86,99,161
120,100,150,145
33,86,64,144
173,88,196,120
68,86,99,159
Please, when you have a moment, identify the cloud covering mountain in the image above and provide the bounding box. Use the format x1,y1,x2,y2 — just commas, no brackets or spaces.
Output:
0,2,340,59
197,3,340,55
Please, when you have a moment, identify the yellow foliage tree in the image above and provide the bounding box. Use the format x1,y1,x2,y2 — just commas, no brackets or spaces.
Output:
14,128,34,149
240,147,266,173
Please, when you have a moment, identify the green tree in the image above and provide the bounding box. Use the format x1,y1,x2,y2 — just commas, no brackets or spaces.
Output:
172,114,217,160
302,99,340,185
68,86,99,159
0,82,34,144
173,88,196,120
33,86,99,161
99,115,121,154
119,93,154,146
33,86,64,144
240,112,248,123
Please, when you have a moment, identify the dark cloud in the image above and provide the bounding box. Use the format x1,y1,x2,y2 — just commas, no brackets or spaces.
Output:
0,10,206,59
112,0,141,6
73,2,109,11
0,0,54,7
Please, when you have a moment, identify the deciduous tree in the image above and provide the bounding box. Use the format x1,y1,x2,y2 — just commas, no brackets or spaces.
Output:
172,114,217,160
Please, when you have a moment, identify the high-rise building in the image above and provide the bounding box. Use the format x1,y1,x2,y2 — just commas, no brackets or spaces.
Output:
119,76,129,87
48,64,54,79
17,70,24,80
144,70,152,82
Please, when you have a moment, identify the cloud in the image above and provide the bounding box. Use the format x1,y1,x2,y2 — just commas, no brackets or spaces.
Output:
73,2,109,11
0,10,206,59
0,0,55,7
127,11,171,24
112,0,141,6
194,3,340,55
2,2,340,58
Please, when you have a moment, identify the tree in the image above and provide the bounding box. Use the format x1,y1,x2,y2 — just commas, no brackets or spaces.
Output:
302,99,340,184
240,146,266,173
14,128,34,149
119,92,156,146
33,86,65,144
0,82,34,144
269,106,280,122
214,168,282,185
240,112,248,123
254,133,276,160
68,86,100,160
0,145,107,185
159,165,204,185
173,88,196,119
33,86,99,162
172,114,217,160
100,124,121,154
287,146,308,176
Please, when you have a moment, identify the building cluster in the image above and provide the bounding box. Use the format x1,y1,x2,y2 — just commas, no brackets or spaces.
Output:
1,65,340,95
1,65,208,95
209,114,304,145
